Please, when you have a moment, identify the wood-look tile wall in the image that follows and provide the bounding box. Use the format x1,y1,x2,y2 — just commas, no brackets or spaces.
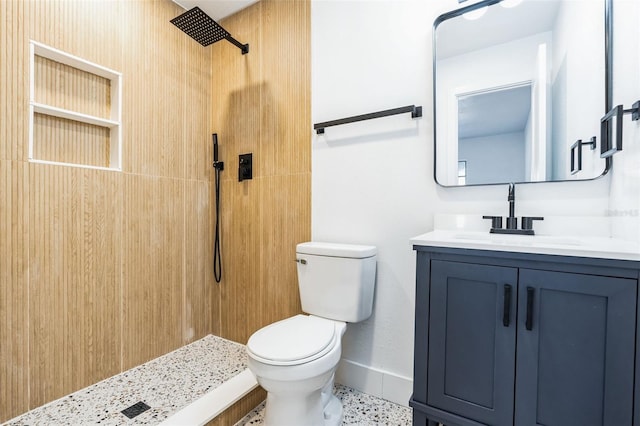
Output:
212,0,311,344
0,0,310,421
34,55,111,118
0,0,217,420
32,114,111,167
32,56,112,167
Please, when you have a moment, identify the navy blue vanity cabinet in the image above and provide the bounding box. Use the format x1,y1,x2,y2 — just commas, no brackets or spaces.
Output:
410,247,640,426
428,260,517,426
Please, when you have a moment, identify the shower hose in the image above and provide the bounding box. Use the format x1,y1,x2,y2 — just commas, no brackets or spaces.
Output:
214,164,222,283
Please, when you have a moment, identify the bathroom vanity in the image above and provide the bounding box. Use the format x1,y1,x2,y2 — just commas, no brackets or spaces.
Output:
410,230,640,426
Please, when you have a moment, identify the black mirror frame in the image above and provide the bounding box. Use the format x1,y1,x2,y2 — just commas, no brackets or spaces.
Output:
432,0,613,187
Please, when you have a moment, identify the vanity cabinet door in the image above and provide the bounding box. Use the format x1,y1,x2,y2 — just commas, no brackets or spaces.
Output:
428,260,518,426
515,269,637,426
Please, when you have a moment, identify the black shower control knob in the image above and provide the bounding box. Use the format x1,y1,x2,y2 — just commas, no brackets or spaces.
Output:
238,153,253,182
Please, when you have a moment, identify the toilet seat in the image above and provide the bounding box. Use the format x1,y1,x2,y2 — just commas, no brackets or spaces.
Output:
247,315,337,366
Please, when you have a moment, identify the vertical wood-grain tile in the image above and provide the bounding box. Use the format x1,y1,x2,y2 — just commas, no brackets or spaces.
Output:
260,0,311,177
121,0,186,179
121,174,184,369
0,0,30,161
212,1,263,186
212,0,311,345
0,160,30,422
28,163,121,409
32,114,110,168
218,178,262,344
29,0,122,73
184,180,216,342
259,174,309,326
212,1,265,345
183,39,213,182
34,55,111,119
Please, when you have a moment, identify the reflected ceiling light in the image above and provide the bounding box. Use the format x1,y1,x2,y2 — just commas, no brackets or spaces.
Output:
463,6,488,20
500,0,524,8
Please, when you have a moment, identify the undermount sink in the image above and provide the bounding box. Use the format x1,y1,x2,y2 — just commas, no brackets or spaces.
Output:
452,232,584,247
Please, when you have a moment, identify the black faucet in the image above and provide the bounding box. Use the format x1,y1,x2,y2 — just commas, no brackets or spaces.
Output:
506,183,517,230
483,183,544,235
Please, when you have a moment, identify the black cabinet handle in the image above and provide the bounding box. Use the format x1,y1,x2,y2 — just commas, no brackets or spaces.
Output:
526,287,535,331
503,284,512,327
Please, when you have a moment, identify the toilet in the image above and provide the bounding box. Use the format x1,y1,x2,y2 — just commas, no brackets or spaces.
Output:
246,242,377,426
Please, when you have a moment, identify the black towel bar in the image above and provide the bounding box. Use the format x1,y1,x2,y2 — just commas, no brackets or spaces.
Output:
314,105,422,134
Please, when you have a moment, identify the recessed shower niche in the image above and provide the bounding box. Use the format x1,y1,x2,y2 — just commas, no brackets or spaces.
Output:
29,41,122,170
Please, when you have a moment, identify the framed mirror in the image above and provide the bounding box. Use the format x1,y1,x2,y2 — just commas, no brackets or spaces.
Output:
433,0,612,186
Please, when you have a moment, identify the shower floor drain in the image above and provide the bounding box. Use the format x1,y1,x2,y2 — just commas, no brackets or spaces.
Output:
121,401,151,419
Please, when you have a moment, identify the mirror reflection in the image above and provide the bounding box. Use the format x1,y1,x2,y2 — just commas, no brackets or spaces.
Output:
434,0,609,186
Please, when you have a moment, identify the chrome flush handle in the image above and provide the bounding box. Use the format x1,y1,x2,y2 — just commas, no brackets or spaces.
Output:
295,259,307,265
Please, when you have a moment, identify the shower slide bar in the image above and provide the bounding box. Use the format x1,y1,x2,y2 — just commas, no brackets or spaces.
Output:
314,105,422,134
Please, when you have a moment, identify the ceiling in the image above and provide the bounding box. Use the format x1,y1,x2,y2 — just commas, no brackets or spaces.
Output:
458,84,532,139
171,0,259,21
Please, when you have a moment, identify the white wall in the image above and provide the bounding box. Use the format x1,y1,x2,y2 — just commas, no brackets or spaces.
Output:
551,0,605,180
609,0,640,242
312,0,434,405
311,0,638,406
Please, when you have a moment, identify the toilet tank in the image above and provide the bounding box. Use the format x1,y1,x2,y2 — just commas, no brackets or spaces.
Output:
296,242,377,323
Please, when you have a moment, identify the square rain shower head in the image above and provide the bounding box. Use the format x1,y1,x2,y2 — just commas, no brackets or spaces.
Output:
170,7,230,47
171,6,249,54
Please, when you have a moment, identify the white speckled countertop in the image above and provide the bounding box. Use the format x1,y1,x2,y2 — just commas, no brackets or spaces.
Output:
411,214,640,261
4,335,248,425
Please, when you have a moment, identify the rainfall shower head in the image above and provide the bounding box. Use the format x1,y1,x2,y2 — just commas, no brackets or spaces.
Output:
170,7,249,54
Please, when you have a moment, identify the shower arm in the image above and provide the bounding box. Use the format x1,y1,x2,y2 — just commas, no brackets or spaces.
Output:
226,36,249,55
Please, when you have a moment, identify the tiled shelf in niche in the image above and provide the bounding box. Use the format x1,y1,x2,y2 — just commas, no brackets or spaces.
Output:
29,40,122,170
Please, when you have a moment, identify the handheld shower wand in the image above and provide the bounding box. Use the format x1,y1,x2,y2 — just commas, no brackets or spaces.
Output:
213,133,224,170
213,134,219,164
213,134,223,283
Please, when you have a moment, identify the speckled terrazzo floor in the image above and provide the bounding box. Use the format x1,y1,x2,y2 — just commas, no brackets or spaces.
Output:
236,384,413,426
5,334,412,426
5,335,248,425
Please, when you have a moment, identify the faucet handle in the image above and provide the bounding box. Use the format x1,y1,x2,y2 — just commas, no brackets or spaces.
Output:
521,216,544,231
483,215,503,230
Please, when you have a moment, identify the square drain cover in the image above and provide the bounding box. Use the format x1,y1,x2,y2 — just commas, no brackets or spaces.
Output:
121,401,151,419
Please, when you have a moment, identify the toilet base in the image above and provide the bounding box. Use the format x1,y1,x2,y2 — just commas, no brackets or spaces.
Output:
263,374,343,426
321,375,343,426
323,393,343,426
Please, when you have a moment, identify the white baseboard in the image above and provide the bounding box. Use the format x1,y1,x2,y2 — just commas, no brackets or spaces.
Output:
158,369,258,426
335,359,413,407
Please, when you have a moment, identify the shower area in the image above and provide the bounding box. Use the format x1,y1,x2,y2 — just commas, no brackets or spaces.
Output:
0,0,310,423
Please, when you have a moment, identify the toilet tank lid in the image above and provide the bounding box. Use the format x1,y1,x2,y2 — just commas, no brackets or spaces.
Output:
296,242,377,258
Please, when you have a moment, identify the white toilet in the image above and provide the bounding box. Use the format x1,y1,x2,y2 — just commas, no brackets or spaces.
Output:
246,242,377,426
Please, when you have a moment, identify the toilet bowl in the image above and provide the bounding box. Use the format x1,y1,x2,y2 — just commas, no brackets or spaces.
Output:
246,242,377,426
247,315,347,426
